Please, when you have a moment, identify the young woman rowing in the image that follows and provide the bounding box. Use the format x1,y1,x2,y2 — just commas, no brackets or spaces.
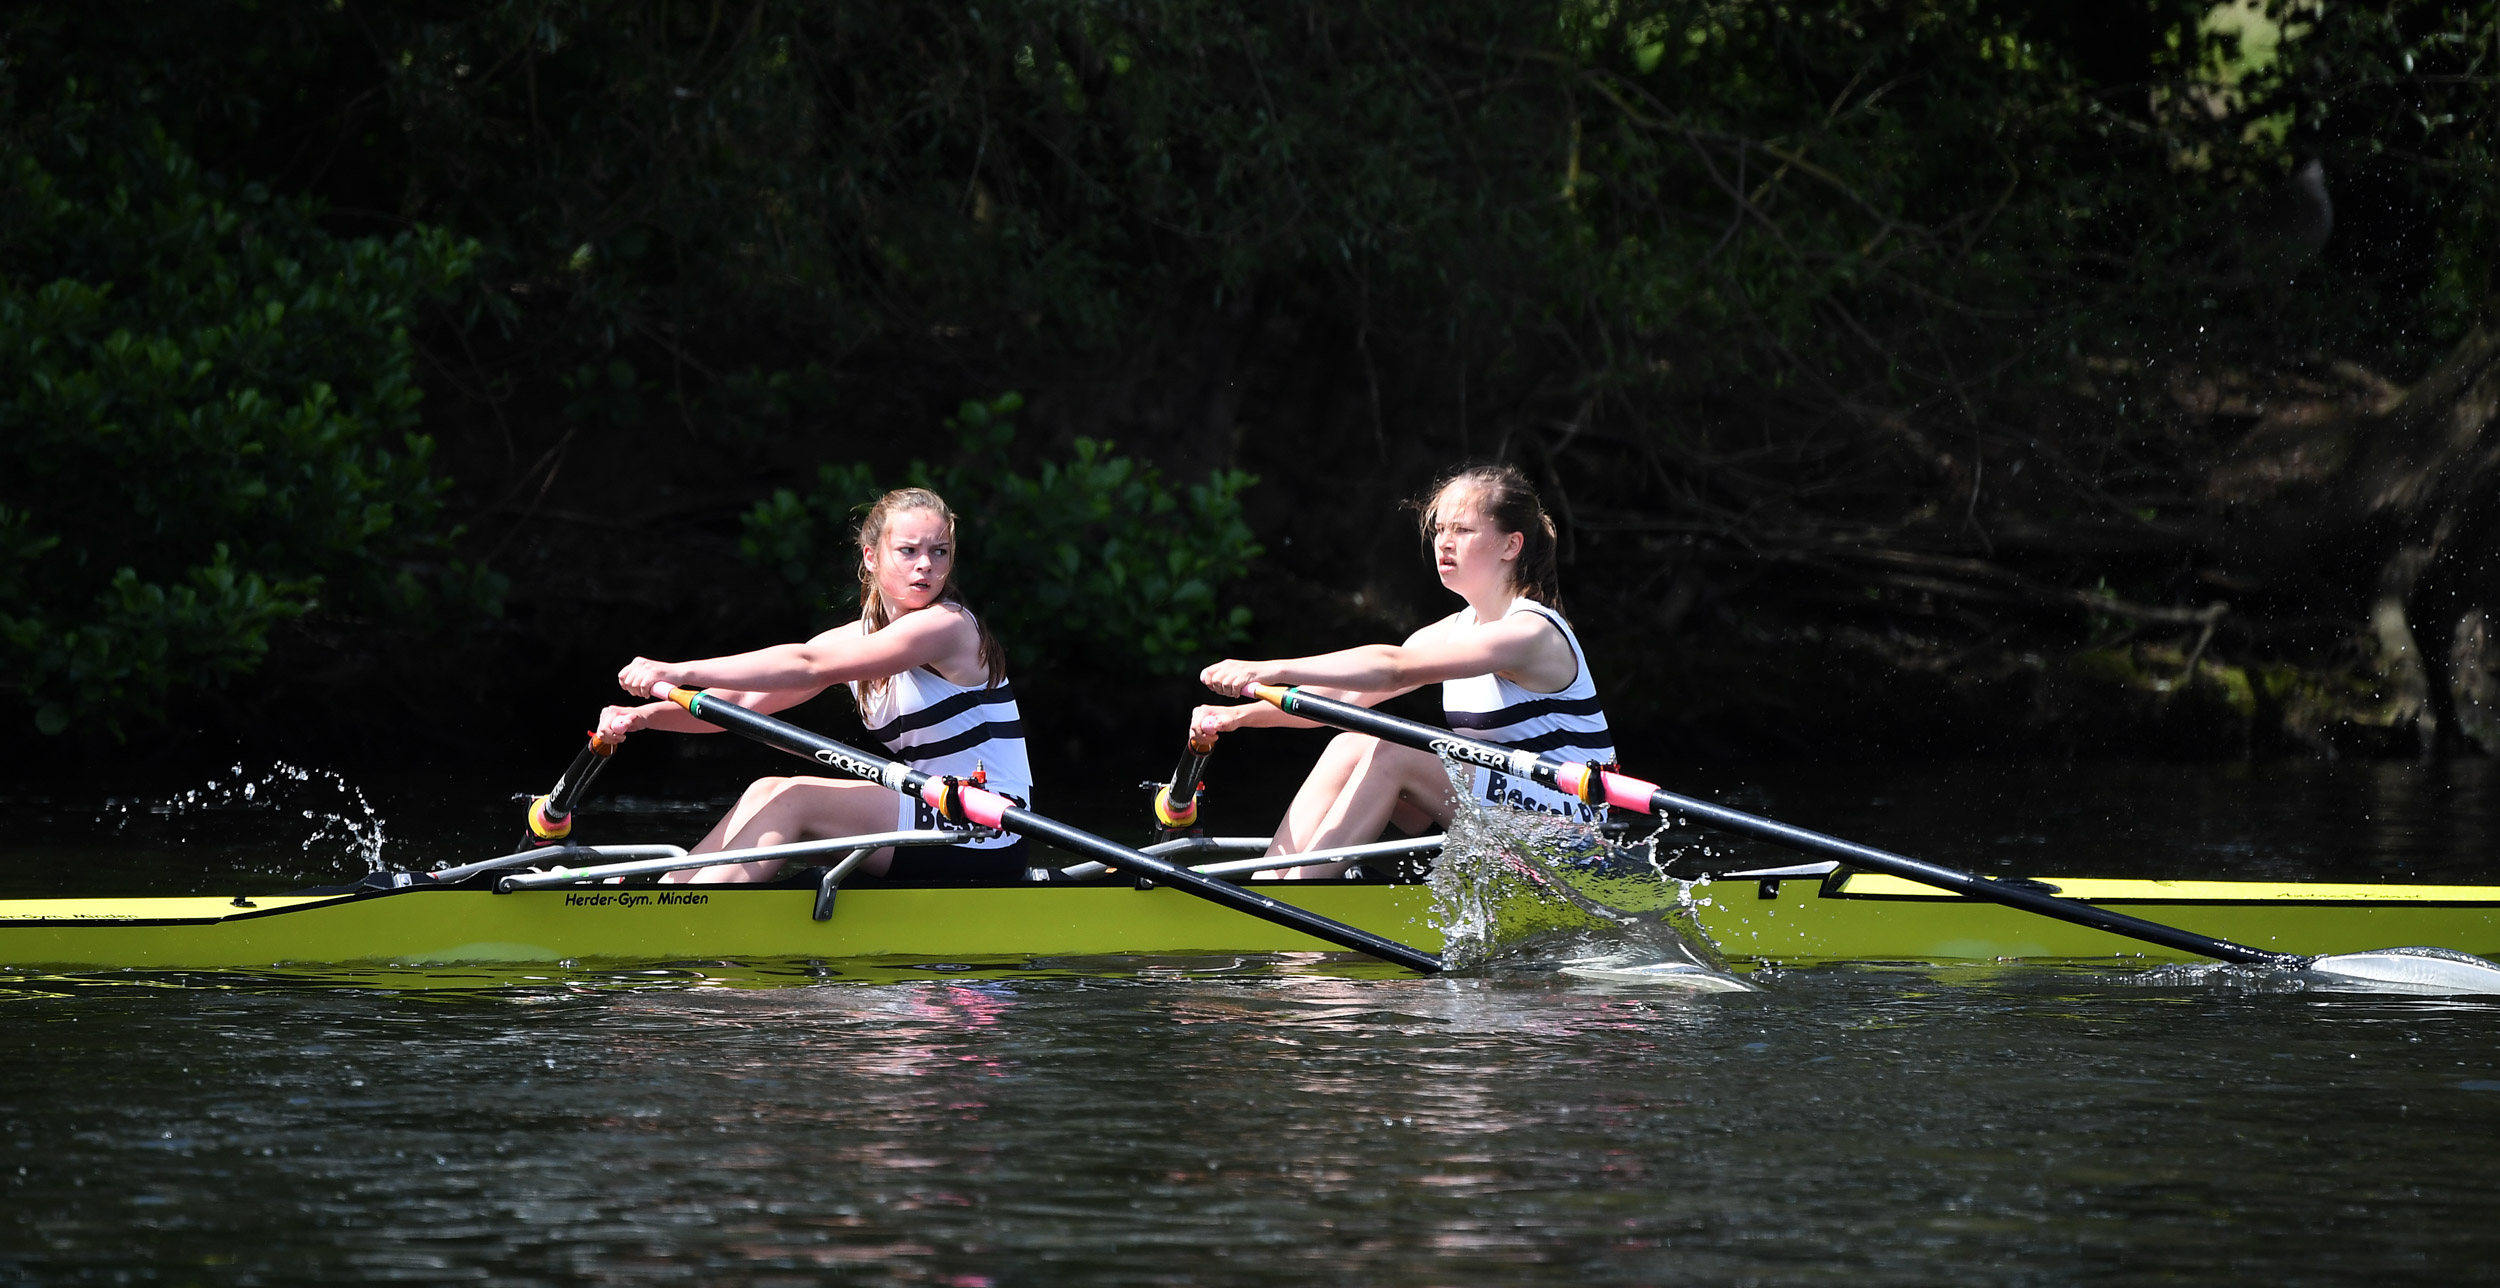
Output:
1192,464,1615,878
600,487,1032,884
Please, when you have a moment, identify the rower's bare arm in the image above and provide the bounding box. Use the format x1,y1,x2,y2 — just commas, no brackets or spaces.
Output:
1320,615,1570,695
618,612,969,696
1199,615,1530,696
600,685,825,740
1191,674,1410,748
1194,674,1414,743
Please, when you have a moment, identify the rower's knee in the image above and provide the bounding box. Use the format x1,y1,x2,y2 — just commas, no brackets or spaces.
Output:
1320,732,1377,763
739,776,796,805
1330,733,1404,779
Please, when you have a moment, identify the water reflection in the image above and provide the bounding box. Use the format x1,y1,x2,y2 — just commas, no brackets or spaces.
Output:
9,968,2500,1281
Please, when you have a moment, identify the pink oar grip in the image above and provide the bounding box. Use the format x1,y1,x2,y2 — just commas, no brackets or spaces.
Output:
1600,771,1661,812
961,787,1013,830
919,780,1015,830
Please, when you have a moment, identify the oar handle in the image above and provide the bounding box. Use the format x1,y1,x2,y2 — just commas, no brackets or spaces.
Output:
655,684,1442,973
523,730,620,845
1247,684,2304,968
1151,733,1217,840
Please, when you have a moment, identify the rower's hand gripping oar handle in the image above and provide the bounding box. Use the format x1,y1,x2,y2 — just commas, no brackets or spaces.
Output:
1246,684,2306,969
523,730,621,845
653,683,1443,974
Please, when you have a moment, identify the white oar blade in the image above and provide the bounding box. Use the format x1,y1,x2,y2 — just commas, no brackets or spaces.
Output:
2304,947,2500,995
1559,956,1756,992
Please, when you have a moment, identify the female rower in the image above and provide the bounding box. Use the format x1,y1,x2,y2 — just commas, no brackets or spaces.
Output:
1191,464,1614,878
599,487,1032,884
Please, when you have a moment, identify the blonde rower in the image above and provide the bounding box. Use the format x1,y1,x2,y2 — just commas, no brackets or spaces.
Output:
601,487,1032,884
1192,464,1615,878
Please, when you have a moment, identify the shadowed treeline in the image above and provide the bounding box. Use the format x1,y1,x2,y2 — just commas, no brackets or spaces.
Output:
3,0,2496,766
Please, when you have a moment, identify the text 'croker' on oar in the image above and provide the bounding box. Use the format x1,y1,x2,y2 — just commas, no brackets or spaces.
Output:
650,683,1443,974
1246,684,2500,993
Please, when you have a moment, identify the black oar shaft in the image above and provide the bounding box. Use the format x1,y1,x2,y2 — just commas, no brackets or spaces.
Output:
995,804,1429,961
1252,685,2301,968
657,685,1442,974
1636,785,2293,966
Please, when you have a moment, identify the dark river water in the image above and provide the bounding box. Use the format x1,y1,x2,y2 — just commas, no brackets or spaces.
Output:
6,749,2500,1284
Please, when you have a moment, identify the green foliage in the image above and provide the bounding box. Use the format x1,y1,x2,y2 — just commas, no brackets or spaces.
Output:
28,1,2494,487
740,393,1261,677
0,94,486,735
234,0,2488,516
12,0,2500,748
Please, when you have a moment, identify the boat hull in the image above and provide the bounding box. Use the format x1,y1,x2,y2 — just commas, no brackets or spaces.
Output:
0,885,1444,971
1699,873,2500,965
4,872,2500,972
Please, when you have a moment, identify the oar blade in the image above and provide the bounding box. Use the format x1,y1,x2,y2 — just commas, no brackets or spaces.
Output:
1558,957,1757,992
2303,947,2500,995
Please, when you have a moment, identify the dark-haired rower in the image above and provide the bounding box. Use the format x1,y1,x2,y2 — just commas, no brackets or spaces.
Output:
1191,465,1616,878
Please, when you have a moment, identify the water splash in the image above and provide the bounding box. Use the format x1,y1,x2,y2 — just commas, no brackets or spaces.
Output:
1427,759,1749,990
106,762,390,874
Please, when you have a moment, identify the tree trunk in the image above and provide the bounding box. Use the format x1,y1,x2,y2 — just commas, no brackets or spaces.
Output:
2209,312,2500,752
2452,609,2500,755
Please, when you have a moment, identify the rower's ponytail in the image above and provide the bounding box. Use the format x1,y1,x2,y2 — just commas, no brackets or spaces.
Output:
1416,464,1565,613
855,488,1010,701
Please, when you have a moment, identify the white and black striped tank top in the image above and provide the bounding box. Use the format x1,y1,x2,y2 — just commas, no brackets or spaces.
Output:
1440,599,1615,766
851,661,1033,803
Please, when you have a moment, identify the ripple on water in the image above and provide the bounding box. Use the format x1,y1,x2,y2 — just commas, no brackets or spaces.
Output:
6,968,2500,1283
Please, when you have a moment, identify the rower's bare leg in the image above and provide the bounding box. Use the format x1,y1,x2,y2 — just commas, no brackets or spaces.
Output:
1266,735,1452,879
664,776,898,883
